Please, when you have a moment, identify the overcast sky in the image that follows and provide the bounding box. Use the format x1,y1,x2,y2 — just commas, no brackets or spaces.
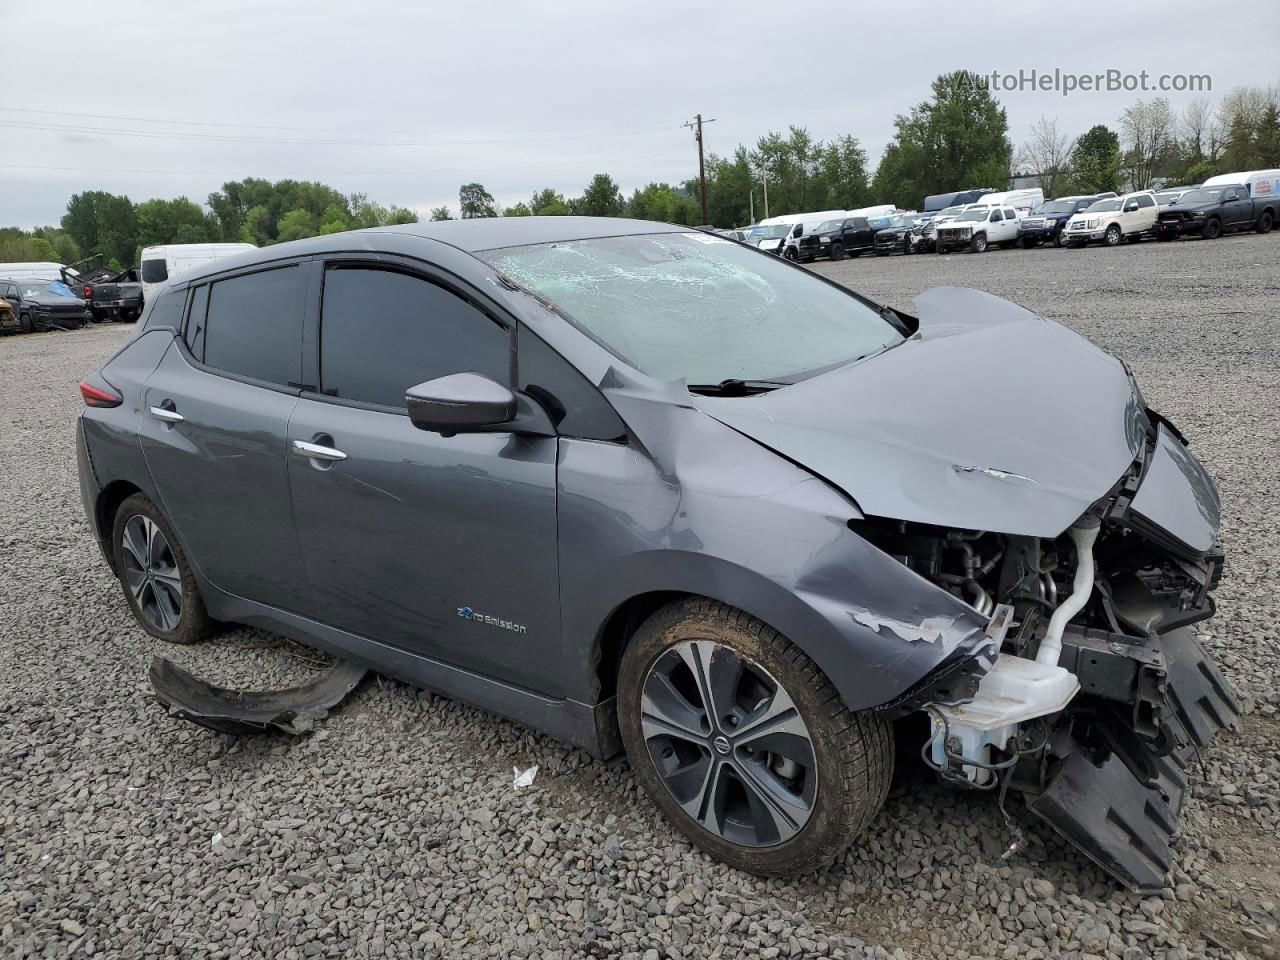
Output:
3,0,1278,228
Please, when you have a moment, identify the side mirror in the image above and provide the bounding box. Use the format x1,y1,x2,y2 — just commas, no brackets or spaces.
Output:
406,373,517,434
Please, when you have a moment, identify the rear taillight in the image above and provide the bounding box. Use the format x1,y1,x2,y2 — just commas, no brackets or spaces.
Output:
79,380,122,408
83,285,93,298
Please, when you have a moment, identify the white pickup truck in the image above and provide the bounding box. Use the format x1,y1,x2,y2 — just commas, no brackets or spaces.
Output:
934,205,1023,253
1062,191,1159,247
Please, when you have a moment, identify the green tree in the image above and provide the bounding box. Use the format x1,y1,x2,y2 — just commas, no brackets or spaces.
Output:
503,202,533,217
136,197,216,248
1257,102,1280,166
459,183,497,219
387,206,418,225
1066,125,1123,195
240,204,274,245
872,72,1013,208
574,174,624,217
627,183,699,224
529,189,570,216
430,206,453,221
276,208,316,243
61,191,138,267
817,135,870,209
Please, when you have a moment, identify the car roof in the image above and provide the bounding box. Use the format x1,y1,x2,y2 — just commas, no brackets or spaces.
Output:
374,216,685,252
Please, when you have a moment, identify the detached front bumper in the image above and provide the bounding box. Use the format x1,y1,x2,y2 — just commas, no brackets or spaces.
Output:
1031,624,1240,890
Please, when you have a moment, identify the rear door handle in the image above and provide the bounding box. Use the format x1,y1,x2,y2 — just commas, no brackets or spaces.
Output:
292,439,347,462
149,405,184,423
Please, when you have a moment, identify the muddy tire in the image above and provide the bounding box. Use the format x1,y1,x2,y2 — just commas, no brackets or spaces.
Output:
617,597,893,876
111,493,213,645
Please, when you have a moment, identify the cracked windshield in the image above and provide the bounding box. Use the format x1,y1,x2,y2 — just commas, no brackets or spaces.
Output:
484,232,902,386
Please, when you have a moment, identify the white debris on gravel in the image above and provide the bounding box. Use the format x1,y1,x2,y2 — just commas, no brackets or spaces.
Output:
1,234,1278,959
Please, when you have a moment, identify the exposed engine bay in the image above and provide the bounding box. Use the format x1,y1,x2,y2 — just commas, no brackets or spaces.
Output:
856,450,1240,891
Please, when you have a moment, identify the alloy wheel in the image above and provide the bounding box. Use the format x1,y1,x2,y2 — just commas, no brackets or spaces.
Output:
639,639,817,847
120,514,183,631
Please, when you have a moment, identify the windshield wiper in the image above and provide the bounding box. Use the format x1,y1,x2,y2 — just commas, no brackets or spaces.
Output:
686,378,792,396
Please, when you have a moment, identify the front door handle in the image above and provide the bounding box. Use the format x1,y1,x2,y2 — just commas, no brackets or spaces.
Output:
149,405,184,423
292,439,347,462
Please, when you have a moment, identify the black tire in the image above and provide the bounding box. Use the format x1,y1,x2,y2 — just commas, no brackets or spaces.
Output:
970,232,988,253
1202,217,1221,240
1256,210,1274,234
19,312,34,334
111,493,213,645
617,597,893,877
783,247,798,261
1156,232,1174,241
1019,236,1037,249
829,242,845,261
1104,224,1122,246
1054,229,1070,247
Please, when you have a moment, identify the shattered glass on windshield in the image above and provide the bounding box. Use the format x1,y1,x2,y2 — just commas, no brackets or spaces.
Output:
482,232,901,386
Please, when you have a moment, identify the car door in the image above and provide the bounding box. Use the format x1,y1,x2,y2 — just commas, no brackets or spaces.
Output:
285,260,564,695
138,266,311,612
1220,188,1246,228
1002,208,1019,242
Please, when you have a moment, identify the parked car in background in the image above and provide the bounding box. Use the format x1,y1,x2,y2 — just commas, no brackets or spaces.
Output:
140,243,256,303
778,211,851,260
744,222,793,254
1,278,92,331
872,213,923,255
1018,195,1105,247
796,216,875,260
0,292,17,333
917,204,970,251
0,261,71,283
921,189,995,217
1156,184,1277,239
77,217,1238,892
82,268,145,323
935,205,1023,253
1062,191,1159,247
1202,169,1280,197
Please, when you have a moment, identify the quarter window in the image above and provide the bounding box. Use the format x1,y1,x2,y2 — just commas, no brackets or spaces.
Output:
319,266,511,409
142,287,186,332
203,267,303,386
184,285,210,359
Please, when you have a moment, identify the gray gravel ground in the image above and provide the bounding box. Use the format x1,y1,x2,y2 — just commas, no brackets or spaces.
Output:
2,233,1278,959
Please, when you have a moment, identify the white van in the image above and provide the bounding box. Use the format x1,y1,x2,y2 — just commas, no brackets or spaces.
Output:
0,261,74,283
1201,169,1280,198
970,188,1044,213
140,243,256,302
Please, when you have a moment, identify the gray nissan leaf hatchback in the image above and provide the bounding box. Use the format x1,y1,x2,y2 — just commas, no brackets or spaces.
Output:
77,218,1238,889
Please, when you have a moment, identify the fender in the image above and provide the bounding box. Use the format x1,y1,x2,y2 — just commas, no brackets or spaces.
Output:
556,382,991,714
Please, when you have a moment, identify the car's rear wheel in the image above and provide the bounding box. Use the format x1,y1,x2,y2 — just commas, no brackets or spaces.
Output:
617,598,893,876
112,493,212,644
1104,224,1122,246
1255,211,1273,234
829,242,845,261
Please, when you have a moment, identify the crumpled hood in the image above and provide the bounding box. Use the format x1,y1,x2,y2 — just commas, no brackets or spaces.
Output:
695,287,1148,537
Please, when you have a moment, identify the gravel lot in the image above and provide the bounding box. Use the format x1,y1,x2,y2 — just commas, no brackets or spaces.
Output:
2,234,1278,959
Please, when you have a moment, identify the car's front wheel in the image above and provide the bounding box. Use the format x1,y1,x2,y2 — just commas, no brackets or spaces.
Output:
617,598,893,876
829,242,845,261
1104,224,1122,246
111,493,213,644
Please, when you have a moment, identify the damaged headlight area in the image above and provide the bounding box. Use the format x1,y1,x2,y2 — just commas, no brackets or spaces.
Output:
854,499,1240,891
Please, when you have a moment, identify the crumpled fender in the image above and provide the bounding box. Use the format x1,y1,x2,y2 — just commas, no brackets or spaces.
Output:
554,367,992,713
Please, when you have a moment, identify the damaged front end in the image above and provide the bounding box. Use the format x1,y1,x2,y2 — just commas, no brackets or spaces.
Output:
859,427,1241,891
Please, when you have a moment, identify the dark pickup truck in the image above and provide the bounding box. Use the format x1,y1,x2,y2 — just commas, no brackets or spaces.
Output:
1156,185,1277,240
795,216,875,261
77,268,144,323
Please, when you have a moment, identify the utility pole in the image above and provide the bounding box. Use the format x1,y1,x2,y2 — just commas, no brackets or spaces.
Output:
756,165,770,221
683,113,716,224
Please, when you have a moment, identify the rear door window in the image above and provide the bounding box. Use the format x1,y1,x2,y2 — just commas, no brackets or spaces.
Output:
1136,195,1155,208
203,267,303,387
318,266,511,409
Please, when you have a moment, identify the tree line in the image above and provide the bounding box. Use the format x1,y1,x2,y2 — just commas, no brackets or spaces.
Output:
3,73,1277,270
